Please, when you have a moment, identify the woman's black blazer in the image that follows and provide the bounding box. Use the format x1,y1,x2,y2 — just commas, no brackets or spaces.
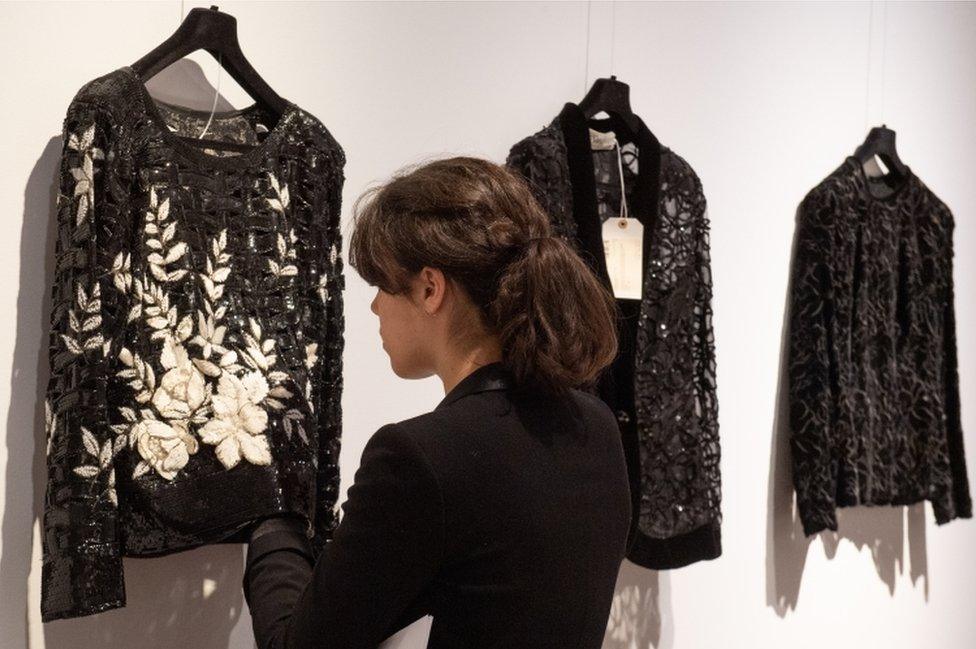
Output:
242,361,632,648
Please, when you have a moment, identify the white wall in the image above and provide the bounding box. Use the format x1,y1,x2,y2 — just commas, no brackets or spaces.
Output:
1,2,974,648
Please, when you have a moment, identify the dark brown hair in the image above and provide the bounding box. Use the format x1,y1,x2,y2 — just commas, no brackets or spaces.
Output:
348,156,618,395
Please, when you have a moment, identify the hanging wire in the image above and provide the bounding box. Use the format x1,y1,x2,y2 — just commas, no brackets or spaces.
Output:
198,51,222,139
863,0,874,133
584,0,592,94
880,0,888,122
610,0,616,76
178,0,221,139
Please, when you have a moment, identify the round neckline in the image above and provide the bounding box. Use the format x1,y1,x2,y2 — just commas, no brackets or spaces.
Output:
118,65,297,170
846,155,914,203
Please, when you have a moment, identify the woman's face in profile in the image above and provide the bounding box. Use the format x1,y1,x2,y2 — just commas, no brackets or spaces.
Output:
370,276,438,380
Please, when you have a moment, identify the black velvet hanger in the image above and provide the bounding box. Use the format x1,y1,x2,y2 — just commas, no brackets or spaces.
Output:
578,76,641,143
853,124,909,179
130,5,288,151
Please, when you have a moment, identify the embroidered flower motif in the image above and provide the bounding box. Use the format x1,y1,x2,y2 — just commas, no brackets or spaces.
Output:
66,123,104,226
151,337,208,419
198,371,273,469
130,418,199,481
108,181,310,482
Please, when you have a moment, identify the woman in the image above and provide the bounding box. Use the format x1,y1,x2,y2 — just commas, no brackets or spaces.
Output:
242,156,632,648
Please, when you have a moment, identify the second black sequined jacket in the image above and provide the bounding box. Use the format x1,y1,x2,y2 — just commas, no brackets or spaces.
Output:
41,66,346,621
505,103,722,569
787,156,972,536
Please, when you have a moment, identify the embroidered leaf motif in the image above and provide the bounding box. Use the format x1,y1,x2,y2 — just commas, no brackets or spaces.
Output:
266,171,290,213
60,278,103,356
66,122,104,227
144,187,187,284
71,424,124,506
44,398,57,457
132,460,150,479
268,230,298,278
81,426,99,457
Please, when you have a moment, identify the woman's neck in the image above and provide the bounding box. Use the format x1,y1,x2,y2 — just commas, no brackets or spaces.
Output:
438,346,503,395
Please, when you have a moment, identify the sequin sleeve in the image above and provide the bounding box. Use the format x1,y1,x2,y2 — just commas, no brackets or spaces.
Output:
310,143,347,559
633,154,722,554
505,130,578,244
41,98,128,621
692,203,721,526
787,191,839,536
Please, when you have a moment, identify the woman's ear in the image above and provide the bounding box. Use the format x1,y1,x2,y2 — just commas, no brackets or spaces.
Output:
418,266,447,315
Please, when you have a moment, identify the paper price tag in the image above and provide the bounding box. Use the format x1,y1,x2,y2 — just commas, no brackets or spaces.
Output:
602,217,643,300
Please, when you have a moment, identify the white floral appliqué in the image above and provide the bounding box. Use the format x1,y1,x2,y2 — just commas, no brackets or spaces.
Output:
130,418,199,480
199,371,272,469
107,182,309,481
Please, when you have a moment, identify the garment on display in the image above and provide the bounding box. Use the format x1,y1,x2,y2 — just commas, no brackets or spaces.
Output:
505,93,722,570
787,140,973,536
40,52,346,620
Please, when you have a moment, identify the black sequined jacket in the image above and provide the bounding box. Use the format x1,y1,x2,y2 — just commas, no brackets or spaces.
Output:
787,156,972,536
41,66,345,622
506,103,722,570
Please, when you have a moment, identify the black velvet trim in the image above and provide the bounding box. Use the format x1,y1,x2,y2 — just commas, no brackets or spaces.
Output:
555,102,677,564
626,519,722,570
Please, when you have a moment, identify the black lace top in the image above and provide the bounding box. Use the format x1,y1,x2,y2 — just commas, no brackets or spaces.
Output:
41,66,346,622
788,156,972,536
506,103,721,569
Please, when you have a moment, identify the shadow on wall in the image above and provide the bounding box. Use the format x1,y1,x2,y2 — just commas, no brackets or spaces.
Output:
603,560,672,649
764,203,929,617
3,60,259,648
41,552,246,648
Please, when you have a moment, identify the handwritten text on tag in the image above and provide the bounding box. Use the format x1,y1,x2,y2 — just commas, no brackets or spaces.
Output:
602,217,643,300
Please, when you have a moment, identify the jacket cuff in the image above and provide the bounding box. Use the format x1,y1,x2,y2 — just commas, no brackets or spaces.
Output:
41,547,125,622
798,503,838,537
932,490,973,526
626,519,722,570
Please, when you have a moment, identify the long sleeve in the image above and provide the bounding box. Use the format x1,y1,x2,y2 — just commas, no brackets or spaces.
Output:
936,216,973,523
504,135,578,244
243,422,445,649
693,205,722,524
787,193,839,536
41,98,127,621
309,148,347,559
